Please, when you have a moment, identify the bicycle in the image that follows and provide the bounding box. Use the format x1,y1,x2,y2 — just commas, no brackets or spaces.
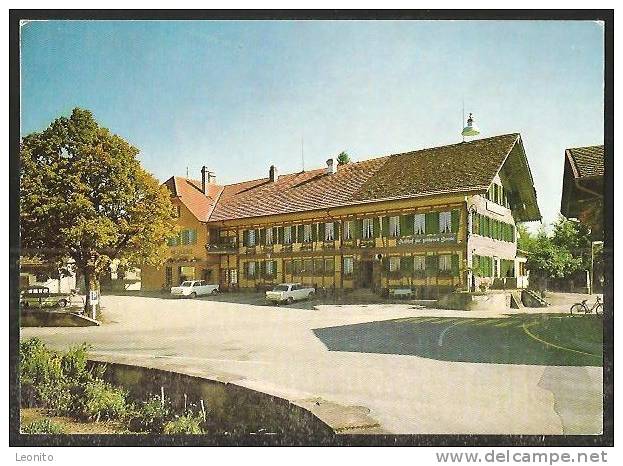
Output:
570,296,603,316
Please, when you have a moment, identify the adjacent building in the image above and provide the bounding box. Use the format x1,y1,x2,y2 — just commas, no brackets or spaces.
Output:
560,145,604,239
142,133,541,297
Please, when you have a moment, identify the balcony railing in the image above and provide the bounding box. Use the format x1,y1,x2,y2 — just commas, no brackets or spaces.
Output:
206,241,238,254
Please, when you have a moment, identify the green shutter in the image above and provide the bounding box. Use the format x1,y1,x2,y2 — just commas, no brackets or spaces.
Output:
403,214,414,236
382,217,389,237
296,225,303,243
382,257,389,272
259,228,266,245
451,210,459,233
401,255,413,273
277,227,284,244
354,219,363,239
374,217,380,237
334,222,340,240
260,260,266,277
426,255,438,277
451,254,459,276
425,212,439,234
311,224,317,242
318,223,325,241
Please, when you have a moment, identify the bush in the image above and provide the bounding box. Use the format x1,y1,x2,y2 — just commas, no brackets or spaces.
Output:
126,395,171,433
79,379,128,422
163,413,205,434
22,418,65,434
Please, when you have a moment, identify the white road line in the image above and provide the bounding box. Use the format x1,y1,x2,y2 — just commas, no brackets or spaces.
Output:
437,321,467,347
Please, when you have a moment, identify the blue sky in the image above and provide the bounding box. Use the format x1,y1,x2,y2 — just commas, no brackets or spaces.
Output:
21,20,604,226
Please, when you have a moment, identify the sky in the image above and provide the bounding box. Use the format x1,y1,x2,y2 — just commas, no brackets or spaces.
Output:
20,20,604,226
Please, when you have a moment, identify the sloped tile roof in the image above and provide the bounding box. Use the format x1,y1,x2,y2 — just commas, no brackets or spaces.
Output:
166,133,528,222
566,145,604,179
163,176,223,222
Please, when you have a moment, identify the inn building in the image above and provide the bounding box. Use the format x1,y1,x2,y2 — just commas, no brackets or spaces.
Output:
142,133,541,298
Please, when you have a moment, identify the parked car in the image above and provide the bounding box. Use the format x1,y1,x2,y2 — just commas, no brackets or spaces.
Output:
170,280,219,298
20,285,72,309
265,283,316,305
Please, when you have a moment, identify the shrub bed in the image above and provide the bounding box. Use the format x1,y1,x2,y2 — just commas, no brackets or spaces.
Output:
20,338,207,434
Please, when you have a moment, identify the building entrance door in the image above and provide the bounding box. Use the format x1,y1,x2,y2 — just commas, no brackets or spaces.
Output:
360,260,374,288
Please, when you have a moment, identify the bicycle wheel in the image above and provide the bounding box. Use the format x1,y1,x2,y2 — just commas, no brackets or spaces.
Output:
596,303,603,316
570,303,585,315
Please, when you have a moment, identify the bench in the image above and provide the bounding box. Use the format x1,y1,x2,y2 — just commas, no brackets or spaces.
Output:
389,288,413,298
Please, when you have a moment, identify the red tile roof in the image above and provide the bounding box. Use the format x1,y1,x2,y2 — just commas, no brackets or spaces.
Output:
165,133,536,222
163,176,223,222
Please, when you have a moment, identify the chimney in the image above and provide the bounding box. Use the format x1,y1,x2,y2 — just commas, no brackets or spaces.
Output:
200,166,208,194
326,158,337,175
269,165,278,182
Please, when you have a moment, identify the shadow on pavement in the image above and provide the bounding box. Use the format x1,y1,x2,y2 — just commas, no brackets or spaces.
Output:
312,313,603,366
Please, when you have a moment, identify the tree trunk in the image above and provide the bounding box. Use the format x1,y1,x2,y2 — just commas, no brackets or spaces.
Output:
82,266,100,316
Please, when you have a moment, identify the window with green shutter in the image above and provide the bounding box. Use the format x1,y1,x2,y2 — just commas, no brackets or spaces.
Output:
318,223,325,241
325,258,334,274
382,216,389,237
425,212,439,234
314,258,324,274
284,260,292,274
354,219,363,239
373,217,381,237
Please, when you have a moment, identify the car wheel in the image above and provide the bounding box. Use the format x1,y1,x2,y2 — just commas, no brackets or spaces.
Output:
190,292,197,299
308,291,315,299
58,299,68,308
212,288,218,295
286,297,294,305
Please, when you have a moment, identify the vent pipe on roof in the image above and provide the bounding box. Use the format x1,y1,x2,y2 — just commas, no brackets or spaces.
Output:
269,165,278,182
326,158,337,175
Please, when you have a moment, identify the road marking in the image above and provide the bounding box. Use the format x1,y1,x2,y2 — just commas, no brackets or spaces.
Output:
521,323,601,358
437,320,473,347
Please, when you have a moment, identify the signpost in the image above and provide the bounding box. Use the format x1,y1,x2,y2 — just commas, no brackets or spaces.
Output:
89,290,99,320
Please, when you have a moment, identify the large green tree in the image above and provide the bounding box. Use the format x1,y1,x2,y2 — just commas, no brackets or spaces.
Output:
20,108,177,310
519,216,591,280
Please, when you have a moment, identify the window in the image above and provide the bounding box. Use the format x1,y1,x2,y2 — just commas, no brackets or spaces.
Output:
314,258,324,274
247,261,256,278
413,255,425,271
343,221,352,240
414,214,426,235
173,205,181,218
343,257,354,275
293,260,302,274
266,260,274,276
363,218,374,239
303,259,313,273
389,216,400,237
248,229,256,246
303,224,313,242
439,255,452,272
325,258,334,273
265,228,273,245
284,260,293,274
325,222,335,241
439,212,452,233
389,256,401,272
284,226,292,244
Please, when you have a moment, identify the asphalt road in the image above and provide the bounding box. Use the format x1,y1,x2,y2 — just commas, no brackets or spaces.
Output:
20,294,603,435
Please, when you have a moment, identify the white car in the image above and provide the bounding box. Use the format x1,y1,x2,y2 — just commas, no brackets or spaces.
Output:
265,283,316,305
170,280,219,298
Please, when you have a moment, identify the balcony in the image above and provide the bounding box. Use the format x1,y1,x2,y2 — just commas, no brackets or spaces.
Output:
206,240,238,254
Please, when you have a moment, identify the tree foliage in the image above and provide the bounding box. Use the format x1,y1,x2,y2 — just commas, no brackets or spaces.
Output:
336,151,351,165
519,216,592,279
20,108,177,308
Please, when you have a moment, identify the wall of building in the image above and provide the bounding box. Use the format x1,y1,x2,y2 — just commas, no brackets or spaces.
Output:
142,199,212,291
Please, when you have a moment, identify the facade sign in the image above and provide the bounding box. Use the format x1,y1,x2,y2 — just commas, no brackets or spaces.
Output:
397,233,457,245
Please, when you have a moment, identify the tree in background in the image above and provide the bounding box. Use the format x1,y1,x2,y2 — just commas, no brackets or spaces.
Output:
519,216,591,282
337,151,351,165
20,108,177,311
